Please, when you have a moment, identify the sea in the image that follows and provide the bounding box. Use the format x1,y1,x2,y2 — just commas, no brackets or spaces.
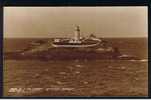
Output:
3,38,148,97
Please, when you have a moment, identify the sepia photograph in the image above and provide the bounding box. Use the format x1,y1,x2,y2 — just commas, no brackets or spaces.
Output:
3,7,148,97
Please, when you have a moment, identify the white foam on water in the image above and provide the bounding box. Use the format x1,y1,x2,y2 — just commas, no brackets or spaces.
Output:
59,72,67,75
76,64,81,67
139,59,148,62
83,81,89,84
108,66,112,68
129,59,137,62
129,59,148,62
119,54,129,57
120,66,126,70
75,71,80,74
75,64,83,68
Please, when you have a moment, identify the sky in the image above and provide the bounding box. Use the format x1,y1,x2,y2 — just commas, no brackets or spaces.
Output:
4,7,148,38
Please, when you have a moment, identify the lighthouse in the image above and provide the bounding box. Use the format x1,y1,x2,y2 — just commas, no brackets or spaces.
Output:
74,25,81,43
52,25,101,48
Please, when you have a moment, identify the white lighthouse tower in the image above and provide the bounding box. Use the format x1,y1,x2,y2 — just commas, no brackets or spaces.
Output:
74,25,81,43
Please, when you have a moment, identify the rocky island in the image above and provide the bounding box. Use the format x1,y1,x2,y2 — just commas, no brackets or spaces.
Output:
4,26,138,60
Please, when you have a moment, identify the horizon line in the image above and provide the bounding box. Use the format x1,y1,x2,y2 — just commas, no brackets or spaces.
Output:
3,36,148,38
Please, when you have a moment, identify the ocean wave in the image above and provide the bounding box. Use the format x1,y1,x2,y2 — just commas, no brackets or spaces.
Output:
129,59,148,62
